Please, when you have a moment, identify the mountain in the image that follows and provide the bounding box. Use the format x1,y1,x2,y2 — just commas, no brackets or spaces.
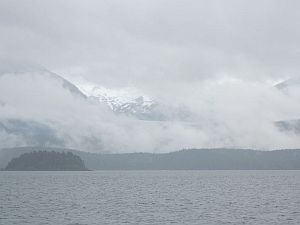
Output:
2,147,300,170
0,61,189,122
0,61,90,149
0,61,179,151
275,119,300,135
274,77,300,135
275,77,300,90
77,83,194,121
0,61,86,99
0,119,64,146
74,148,300,170
78,85,167,120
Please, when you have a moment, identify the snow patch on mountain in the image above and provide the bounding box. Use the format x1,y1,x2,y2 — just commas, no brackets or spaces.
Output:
79,84,153,109
73,81,165,120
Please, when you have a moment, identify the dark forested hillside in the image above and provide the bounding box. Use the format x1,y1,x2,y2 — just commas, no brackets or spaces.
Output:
3,151,88,171
1,147,300,170
79,148,300,170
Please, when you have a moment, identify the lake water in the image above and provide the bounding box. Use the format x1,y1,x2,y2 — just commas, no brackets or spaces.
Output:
1,171,300,225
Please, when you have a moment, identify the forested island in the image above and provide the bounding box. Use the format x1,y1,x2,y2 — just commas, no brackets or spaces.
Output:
3,151,88,171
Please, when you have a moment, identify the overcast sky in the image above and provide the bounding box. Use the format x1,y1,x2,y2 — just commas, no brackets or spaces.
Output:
1,0,300,87
1,0,300,152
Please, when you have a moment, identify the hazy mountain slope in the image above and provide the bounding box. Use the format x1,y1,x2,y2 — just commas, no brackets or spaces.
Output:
275,77,300,90
87,148,300,170
0,62,101,150
0,119,64,146
275,119,300,134
274,77,300,135
0,62,86,99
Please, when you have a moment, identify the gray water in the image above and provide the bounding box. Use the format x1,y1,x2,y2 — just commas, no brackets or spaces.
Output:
0,171,300,225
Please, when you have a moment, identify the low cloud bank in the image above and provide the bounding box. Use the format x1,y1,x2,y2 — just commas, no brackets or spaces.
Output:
0,71,300,153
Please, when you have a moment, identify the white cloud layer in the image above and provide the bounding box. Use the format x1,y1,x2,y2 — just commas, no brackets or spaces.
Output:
0,1,300,152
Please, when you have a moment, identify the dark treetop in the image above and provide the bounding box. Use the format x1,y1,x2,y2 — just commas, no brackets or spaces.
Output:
3,151,88,171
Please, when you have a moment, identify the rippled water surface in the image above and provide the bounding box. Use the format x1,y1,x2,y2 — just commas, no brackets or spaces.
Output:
1,171,300,225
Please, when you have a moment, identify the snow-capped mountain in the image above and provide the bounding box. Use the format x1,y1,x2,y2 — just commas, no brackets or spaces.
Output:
0,61,190,151
77,84,167,120
81,85,153,110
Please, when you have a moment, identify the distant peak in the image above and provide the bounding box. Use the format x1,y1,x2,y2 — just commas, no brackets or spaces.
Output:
275,76,300,90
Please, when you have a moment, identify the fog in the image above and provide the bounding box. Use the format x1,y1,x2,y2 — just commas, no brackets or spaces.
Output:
0,1,300,152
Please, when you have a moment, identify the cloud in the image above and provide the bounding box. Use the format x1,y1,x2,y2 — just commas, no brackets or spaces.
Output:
0,1,300,151
1,69,300,152
1,0,300,85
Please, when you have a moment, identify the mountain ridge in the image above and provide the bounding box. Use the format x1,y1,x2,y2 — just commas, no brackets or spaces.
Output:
1,146,300,170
